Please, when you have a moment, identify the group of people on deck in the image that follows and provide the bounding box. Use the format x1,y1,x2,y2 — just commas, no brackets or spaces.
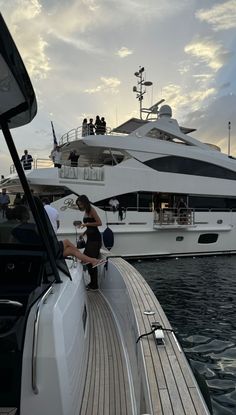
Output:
82,116,106,136
17,115,107,172
49,116,107,168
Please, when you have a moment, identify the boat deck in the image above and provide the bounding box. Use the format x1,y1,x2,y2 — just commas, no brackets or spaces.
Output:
79,290,133,415
80,258,210,415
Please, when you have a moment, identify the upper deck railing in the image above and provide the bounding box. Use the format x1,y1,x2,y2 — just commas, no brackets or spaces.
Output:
9,158,53,174
59,127,81,145
59,125,112,145
7,160,105,182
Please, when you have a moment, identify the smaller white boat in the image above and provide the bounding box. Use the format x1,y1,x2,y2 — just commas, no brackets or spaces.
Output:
0,14,211,415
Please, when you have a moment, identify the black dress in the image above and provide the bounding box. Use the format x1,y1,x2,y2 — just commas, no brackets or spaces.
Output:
83,216,102,289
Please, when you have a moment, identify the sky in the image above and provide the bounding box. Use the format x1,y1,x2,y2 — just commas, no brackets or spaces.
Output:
0,0,236,176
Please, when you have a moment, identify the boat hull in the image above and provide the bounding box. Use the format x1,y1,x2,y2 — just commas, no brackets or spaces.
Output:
57,209,236,258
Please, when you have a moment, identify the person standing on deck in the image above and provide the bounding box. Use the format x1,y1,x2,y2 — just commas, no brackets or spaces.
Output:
51,146,62,168
88,118,95,135
100,117,106,135
76,195,102,291
95,115,102,135
82,118,88,137
109,197,119,212
42,197,60,233
0,188,10,218
68,150,79,167
21,149,33,170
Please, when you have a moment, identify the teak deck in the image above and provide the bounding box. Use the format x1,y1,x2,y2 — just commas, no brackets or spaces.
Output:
80,258,210,415
79,290,133,415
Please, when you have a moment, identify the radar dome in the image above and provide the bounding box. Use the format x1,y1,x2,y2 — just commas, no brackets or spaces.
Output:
159,105,172,118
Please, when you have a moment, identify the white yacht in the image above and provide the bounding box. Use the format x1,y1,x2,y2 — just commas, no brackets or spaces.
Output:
0,13,212,415
3,84,236,258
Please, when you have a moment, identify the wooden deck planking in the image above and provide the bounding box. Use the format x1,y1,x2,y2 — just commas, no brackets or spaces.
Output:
79,290,133,415
80,303,95,415
97,292,133,414
110,257,209,415
92,295,106,415
96,294,121,415
125,260,200,414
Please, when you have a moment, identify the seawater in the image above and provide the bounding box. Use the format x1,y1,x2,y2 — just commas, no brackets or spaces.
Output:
132,255,236,415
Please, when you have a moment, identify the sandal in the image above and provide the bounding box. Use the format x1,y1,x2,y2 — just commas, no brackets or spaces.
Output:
92,259,107,269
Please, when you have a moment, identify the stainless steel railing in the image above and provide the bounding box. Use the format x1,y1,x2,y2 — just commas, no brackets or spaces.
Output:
32,285,54,394
154,208,195,225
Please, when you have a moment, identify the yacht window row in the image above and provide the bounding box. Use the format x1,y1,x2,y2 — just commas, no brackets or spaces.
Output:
144,156,236,181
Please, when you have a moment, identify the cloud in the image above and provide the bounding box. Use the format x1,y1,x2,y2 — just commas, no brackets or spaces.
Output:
196,0,236,31
50,31,104,55
162,83,216,115
182,94,236,154
1,0,51,80
184,37,232,71
116,47,133,58
85,77,121,94
102,0,191,22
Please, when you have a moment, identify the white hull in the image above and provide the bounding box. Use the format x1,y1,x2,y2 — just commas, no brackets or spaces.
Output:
16,258,210,415
56,205,236,258
20,264,89,415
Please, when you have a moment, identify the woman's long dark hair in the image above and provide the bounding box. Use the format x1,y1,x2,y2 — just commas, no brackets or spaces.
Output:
76,195,92,214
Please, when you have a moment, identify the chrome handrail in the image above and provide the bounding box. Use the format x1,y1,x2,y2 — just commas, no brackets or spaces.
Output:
0,299,23,307
154,208,194,225
32,285,54,394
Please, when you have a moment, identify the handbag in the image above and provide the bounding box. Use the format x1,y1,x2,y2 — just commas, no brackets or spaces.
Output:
77,237,86,249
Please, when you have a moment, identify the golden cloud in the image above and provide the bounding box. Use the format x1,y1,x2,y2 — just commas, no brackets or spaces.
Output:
162,83,216,115
196,0,236,31
184,37,232,71
116,47,133,58
3,0,50,79
85,77,121,94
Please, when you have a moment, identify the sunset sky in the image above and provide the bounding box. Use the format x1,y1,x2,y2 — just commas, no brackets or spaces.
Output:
0,0,236,175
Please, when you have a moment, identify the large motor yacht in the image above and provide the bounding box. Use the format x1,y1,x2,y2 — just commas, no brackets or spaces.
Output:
2,70,236,258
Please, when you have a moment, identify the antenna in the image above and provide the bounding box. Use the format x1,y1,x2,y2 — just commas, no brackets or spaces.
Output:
228,121,231,157
132,66,153,119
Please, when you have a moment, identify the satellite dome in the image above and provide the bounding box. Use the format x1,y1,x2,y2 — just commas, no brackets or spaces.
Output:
159,105,172,118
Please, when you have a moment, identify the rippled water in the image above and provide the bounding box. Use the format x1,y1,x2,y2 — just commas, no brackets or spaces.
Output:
132,256,236,415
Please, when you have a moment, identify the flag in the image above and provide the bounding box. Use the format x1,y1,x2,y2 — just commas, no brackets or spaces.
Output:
51,121,58,148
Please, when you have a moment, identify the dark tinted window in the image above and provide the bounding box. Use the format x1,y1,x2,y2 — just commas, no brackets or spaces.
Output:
95,192,154,211
144,156,236,181
198,234,218,244
189,196,236,210
138,192,153,211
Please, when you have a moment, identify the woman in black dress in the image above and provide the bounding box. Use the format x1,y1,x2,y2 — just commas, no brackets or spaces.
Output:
76,195,102,290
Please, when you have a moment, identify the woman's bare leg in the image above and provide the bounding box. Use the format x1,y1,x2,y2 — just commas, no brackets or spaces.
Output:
62,239,99,266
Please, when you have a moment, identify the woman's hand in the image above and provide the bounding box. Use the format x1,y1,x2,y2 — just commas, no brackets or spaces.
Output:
79,223,86,229
73,220,82,227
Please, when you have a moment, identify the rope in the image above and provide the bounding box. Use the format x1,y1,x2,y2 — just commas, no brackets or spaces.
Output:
136,322,175,343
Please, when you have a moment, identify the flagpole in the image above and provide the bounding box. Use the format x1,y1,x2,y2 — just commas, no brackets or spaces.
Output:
51,121,58,146
228,121,231,157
